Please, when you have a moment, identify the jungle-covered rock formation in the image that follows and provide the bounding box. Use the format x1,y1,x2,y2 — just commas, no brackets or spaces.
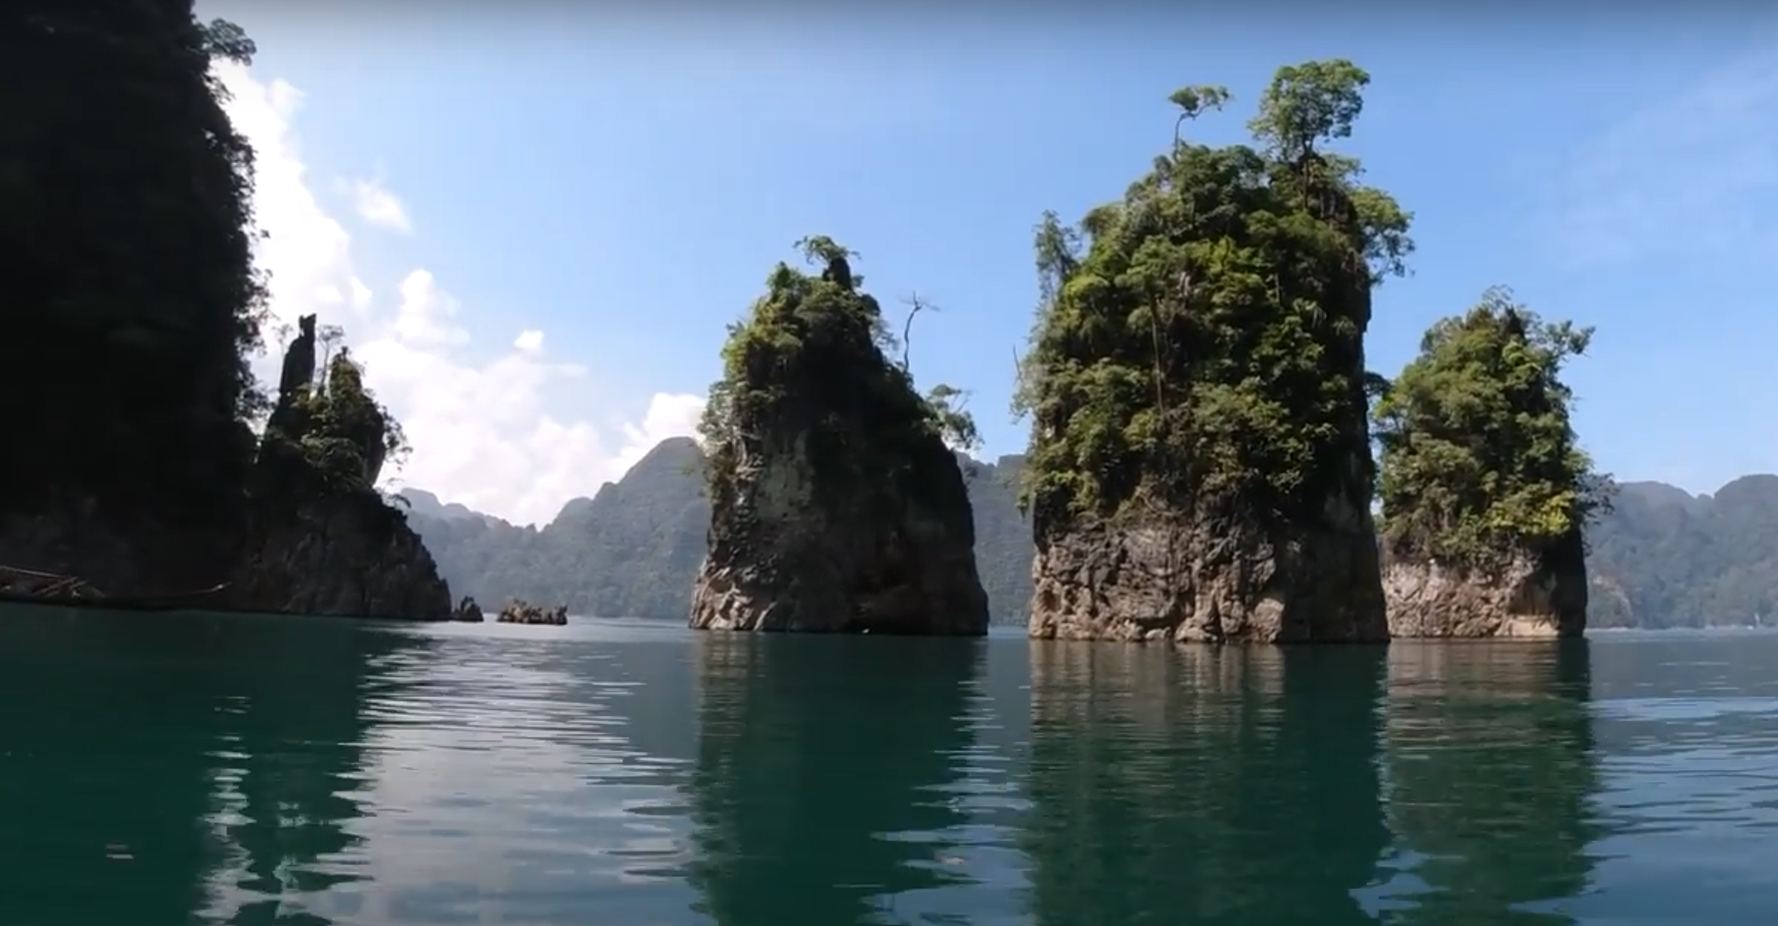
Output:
1373,289,1602,638
0,7,267,595
227,318,453,620
690,237,990,635
496,599,568,625
1017,60,1411,644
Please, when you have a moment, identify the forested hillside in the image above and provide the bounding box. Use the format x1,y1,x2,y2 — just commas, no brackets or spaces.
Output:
398,440,1776,628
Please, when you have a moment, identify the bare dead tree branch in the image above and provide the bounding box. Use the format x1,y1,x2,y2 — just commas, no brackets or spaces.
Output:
898,292,941,372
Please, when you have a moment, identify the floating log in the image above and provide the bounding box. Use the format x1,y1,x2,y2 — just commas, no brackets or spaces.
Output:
0,564,230,612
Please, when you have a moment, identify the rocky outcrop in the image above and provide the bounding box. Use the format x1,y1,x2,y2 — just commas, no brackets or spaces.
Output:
452,596,485,622
226,316,452,620
689,241,989,636
227,494,452,619
692,432,989,634
1029,481,1388,643
1381,534,1587,638
496,599,566,625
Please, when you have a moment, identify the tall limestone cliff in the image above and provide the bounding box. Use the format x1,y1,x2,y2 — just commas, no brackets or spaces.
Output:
227,317,453,620
1374,290,1601,638
689,238,989,635
1,7,265,595
1017,61,1411,643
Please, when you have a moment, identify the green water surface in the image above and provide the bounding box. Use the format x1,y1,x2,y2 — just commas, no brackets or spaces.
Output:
0,607,1774,925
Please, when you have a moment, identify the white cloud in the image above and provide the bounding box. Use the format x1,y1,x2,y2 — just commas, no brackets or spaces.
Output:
1544,49,1778,266
216,62,704,527
350,175,412,233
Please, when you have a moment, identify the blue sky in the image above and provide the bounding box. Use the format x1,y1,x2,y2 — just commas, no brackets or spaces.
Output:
199,3,1778,524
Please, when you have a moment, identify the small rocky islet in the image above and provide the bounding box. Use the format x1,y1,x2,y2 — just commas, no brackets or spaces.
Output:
687,237,989,636
11,5,1598,642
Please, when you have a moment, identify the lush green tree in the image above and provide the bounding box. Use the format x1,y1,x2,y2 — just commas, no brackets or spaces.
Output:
7,5,267,518
698,237,977,488
1014,60,1412,530
1373,287,1606,567
263,342,409,496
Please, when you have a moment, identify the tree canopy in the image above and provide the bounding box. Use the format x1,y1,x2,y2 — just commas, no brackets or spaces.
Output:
698,237,977,490
1373,287,1606,566
1014,59,1412,529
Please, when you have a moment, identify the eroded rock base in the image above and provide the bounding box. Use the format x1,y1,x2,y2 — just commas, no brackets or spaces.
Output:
1028,514,1388,644
1381,548,1587,639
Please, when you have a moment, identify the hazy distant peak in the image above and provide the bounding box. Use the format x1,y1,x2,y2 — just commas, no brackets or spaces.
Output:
552,495,599,525
634,436,704,470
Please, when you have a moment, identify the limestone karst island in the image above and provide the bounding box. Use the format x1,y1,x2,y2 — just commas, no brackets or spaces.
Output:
8,8,1608,644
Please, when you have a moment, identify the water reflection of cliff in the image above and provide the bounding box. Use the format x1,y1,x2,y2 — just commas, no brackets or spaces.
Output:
1023,642,1389,926
0,607,427,926
687,634,983,926
1381,640,1600,924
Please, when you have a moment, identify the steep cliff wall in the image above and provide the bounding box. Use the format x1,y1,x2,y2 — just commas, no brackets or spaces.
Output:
689,238,988,635
1018,62,1408,643
2,6,265,595
1381,544,1587,638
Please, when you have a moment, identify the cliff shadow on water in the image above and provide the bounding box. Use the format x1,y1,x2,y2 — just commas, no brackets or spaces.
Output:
0,604,433,926
1378,640,1601,925
1023,642,1389,926
686,633,984,926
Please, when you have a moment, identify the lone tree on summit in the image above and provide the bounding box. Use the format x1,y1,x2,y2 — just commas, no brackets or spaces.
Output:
1016,59,1411,643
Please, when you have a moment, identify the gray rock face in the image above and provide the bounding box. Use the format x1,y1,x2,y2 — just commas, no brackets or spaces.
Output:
1028,479,1388,644
0,493,238,597
227,494,452,620
690,431,989,635
1381,534,1587,638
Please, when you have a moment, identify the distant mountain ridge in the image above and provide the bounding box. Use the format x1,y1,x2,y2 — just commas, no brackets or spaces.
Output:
396,439,1778,629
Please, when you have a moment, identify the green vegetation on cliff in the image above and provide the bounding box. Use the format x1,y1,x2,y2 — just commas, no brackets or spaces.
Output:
10,8,268,518
253,325,413,550
1013,60,1412,530
266,348,409,496
697,236,977,490
1373,288,1606,567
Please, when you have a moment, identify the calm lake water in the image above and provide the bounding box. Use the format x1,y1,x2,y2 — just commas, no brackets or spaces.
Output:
1,609,1776,925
